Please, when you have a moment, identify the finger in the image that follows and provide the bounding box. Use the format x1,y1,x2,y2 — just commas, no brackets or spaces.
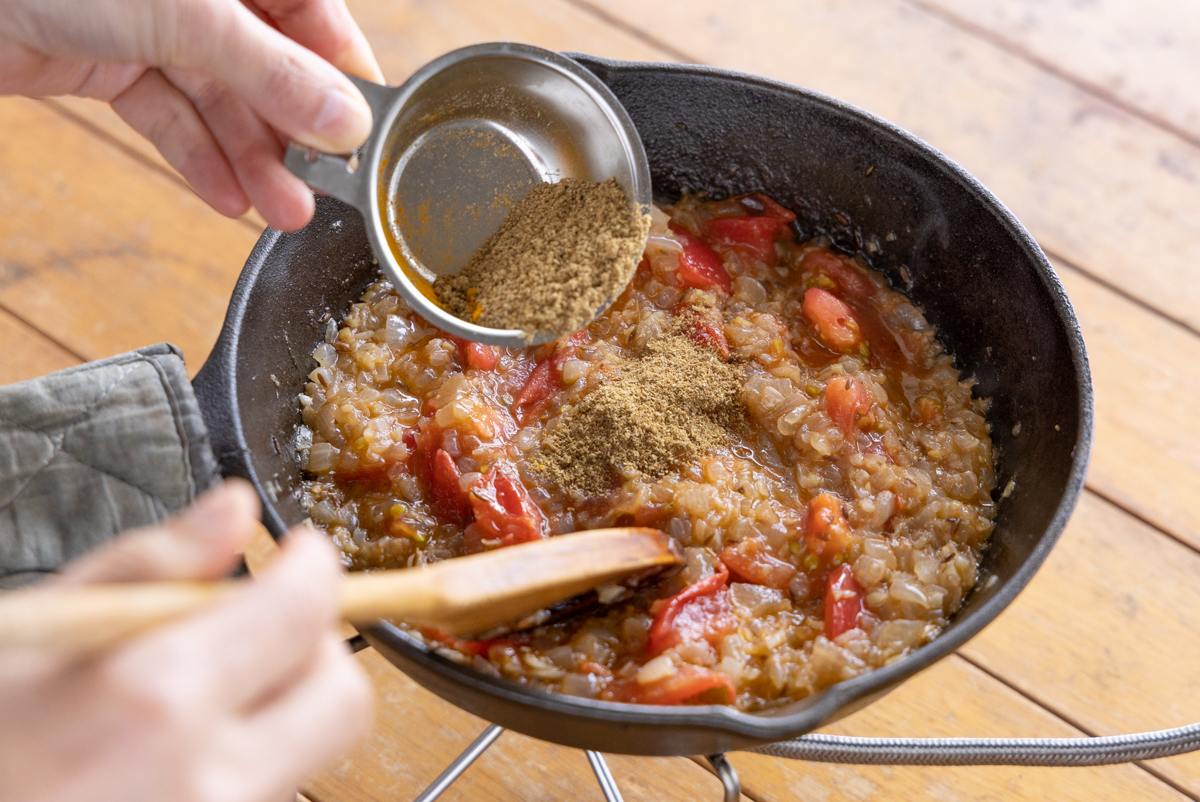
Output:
110,68,250,219
162,1,373,154
251,0,384,82
219,637,372,802
164,66,315,231
123,527,343,712
59,480,261,586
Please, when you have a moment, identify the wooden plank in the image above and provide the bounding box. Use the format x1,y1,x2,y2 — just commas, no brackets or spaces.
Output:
44,98,175,179
302,648,750,802
0,97,260,375
345,0,667,83
729,656,1188,802
961,491,1200,795
918,0,1200,144
46,97,269,231
0,308,80,386
1057,261,1200,551
571,0,1200,334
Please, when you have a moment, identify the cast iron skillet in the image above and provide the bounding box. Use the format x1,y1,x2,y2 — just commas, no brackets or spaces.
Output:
193,55,1093,756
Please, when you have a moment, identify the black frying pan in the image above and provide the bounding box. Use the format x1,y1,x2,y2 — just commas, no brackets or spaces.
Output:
192,55,1093,756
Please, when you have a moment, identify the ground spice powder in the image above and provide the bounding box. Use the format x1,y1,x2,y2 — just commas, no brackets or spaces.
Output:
532,332,744,495
434,178,649,340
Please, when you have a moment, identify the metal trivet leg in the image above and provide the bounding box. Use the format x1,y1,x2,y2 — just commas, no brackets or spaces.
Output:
586,751,625,802
413,724,504,802
705,753,741,802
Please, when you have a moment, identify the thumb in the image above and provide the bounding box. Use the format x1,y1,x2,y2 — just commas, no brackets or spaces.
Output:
57,479,262,586
163,0,374,153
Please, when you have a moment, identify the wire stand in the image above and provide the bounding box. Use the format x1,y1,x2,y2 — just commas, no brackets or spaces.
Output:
407,725,742,802
412,725,504,802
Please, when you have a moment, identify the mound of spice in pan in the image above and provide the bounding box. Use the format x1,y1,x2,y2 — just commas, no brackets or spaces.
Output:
434,177,650,340
532,329,744,495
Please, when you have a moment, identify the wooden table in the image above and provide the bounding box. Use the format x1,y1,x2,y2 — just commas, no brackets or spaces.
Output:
3,1,1198,799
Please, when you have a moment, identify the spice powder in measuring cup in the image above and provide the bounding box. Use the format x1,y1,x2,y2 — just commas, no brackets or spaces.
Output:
433,178,650,341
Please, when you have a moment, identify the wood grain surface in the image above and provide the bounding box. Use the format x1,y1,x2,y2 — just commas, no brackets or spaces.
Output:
2,1,1198,800
919,0,1200,143
0,98,258,374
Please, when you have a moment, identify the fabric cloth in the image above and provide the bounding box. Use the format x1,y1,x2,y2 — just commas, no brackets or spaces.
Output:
0,344,220,588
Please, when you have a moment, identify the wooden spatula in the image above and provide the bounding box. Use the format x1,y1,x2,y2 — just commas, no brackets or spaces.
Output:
0,527,681,657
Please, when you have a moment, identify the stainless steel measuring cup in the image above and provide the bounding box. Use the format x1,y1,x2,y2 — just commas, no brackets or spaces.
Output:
284,42,652,347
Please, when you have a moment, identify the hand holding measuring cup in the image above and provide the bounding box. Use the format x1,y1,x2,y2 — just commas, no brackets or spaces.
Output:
0,0,382,231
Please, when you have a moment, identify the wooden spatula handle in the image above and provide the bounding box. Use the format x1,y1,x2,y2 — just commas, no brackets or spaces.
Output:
0,527,679,656
0,581,234,654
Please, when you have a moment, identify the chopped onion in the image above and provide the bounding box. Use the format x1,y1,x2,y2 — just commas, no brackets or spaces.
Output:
645,232,682,254
312,342,337,368
872,620,926,652
385,314,416,348
306,442,338,472
637,655,675,685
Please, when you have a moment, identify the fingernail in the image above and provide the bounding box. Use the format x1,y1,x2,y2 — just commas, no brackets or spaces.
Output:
310,86,373,153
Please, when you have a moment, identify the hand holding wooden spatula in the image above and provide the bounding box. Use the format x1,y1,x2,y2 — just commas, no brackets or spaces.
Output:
0,527,681,657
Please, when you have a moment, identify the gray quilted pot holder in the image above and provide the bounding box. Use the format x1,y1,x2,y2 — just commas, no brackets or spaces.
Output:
0,344,220,588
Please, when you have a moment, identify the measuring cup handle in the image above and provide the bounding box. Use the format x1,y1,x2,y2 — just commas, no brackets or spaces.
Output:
283,75,397,212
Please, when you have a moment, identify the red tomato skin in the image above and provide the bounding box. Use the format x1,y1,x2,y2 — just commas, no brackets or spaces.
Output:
446,334,500,371
824,565,865,640
749,192,797,222
465,466,546,552
805,493,854,561
429,448,472,525
826,375,873,434
671,303,730,360
719,539,797,590
705,217,785,263
803,288,861,351
513,330,589,421
647,566,735,656
801,250,875,300
608,664,737,706
421,627,519,659
669,222,733,293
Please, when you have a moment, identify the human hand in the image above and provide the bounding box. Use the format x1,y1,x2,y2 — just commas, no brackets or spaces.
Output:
0,0,384,231
0,479,372,802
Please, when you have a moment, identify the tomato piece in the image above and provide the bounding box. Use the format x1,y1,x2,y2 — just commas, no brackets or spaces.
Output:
826,375,873,434
463,466,546,553
803,288,861,351
748,192,797,221
513,329,589,421
421,627,520,658
801,250,875,300
669,222,732,293
719,538,797,590
705,217,785,263
805,493,854,562
824,565,865,640
448,335,499,371
429,449,472,524
647,566,736,656
671,303,730,360
609,664,737,706
513,357,556,419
